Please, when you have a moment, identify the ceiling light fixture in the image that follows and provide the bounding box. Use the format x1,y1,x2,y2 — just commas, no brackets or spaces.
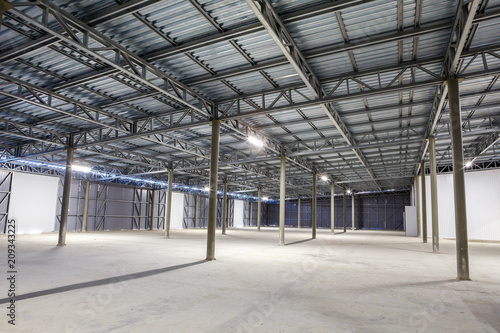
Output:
72,164,92,173
248,136,264,148
321,175,328,181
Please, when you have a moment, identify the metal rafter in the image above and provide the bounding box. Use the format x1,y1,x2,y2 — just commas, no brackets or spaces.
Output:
245,0,383,189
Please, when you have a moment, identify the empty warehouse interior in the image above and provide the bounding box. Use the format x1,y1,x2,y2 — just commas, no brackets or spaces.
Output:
1,0,500,332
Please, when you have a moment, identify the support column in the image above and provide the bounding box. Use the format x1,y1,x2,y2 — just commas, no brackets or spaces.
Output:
0,0,14,27
429,137,439,253
421,162,428,243
312,173,317,239
165,170,173,238
150,189,156,230
82,179,90,232
415,176,422,237
206,119,220,260
351,192,355,231
194,194,199,228
257,188,262,231
343,189,347,232
222,182,228,235
279,155,286,246
330,182,334,233
297,197,301,229
249,201,253,227
57,146,74,246
448,78,470,280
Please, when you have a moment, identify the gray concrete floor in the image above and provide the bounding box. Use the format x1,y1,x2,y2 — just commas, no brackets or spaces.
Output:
1,228,499,333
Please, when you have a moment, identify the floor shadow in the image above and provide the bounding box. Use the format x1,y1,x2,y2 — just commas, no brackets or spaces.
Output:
0,260,206,304
286,238,314,246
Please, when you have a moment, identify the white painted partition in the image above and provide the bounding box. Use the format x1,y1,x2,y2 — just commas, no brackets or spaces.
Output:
9,172,59,234
234,199,244,227
418,169,500,241
405,206,417,236
169,192,185,229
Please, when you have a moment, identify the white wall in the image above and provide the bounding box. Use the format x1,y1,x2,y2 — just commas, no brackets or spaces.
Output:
418,169,500,241
233,200,244,227
168,192,185,229
9,172,59,234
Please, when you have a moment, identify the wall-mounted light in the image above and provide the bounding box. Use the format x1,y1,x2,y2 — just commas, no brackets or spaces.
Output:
248,136,264,148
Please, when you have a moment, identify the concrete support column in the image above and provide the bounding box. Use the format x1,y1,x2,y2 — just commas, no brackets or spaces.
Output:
82,179,90,232
429,137,439,253
165,170,173,238
150,189,156,231
257,188,262,231
343,189,347,232
206,119,220,260
279,155,286,246
297,197,301,229
415,176,422,237
351,193,355,231
312,173,317,239
421,162,428,243
57,146,74,246
222,182,228,235
330,182,335,233
448,78,470,280
194,195,199,228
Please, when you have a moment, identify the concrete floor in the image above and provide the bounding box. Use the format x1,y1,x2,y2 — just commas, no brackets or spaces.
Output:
0,228,499,333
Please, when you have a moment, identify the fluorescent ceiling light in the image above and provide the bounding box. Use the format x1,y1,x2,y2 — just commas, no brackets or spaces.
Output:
248,136,264,148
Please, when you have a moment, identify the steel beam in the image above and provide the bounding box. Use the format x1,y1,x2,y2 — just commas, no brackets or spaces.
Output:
57,146,74,246
150,189,155,231
222,181,228,235
82,179,90,232
257,188,262,231
312,173,317,239
0,0,13,26
249,201,253,227
343,190,347,232
429,137,439,253
245,0,381,190
448,78,470,280
165,170,173,238
279,155,286,245
331,182,335,233
206,119,220,260
352,193,355,231
297,197,301,229
194,194,199,228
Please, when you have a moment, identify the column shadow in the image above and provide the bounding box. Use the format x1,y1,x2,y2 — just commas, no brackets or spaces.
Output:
0,260,206,304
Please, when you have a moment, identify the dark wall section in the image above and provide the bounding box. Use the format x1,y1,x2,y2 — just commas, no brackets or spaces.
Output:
55,180,166,232
243,192,410,231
